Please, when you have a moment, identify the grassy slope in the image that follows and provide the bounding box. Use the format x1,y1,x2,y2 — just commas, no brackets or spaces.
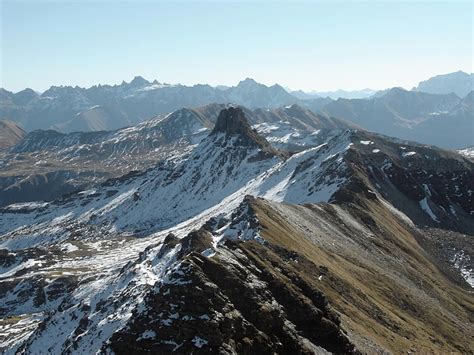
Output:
243,195,473,353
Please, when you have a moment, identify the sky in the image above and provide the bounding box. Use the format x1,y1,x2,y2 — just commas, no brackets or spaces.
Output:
1,0,472,93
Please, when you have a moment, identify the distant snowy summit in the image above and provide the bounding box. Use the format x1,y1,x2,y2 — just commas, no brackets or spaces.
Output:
413,70,474,98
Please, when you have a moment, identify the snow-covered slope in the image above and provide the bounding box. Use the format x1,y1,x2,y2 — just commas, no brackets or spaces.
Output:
458,146,474,159
0,108,213,207
2,108,471,249
0,108,352,245
1,103,350,207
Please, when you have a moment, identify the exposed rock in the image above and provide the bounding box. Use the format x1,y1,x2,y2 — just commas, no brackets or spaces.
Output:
211,107,287,160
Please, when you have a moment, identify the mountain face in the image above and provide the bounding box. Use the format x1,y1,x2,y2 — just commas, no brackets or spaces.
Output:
225,78,297,108
413,70,474,98
0,104,350,207
0,107,212,208
322,87,473,149
0,108,472,353
0,78,303,133
0,120,26,149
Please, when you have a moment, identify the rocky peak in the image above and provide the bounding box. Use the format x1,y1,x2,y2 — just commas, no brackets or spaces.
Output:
236,78,260,88
211,107,287,159
129,76,150,87
212,107,254,136
211,107,266,146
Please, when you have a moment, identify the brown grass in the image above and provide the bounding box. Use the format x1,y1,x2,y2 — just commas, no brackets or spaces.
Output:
246,196,473,353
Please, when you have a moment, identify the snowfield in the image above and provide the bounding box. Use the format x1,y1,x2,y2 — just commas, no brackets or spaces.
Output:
0,130,352,248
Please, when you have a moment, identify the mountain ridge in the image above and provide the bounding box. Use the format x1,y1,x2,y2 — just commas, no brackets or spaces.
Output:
0,103,350,207
2,71,472,150
413,70,474,98
0,77,300,133
322,87,473,149
0,108,472,353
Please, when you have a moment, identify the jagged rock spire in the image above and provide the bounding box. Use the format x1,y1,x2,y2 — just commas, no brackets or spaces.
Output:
211,107,287,159
211,107,254,136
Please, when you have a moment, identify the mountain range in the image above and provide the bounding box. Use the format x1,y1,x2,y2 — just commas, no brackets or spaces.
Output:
0,107,472,353
0,103,351,207
322,87,473,149
0,77,299,133
1,71,472,150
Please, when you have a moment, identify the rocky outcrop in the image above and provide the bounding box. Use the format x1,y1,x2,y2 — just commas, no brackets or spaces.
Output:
109,238,357,354
211,107,287,159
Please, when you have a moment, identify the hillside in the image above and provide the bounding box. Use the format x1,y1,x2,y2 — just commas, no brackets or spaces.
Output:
0,120,26,149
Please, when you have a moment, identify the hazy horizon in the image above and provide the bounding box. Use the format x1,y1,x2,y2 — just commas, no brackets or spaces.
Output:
1,1,472,92
0,69,472,95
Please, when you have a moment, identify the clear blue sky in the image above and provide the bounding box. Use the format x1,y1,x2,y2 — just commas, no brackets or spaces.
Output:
1,0,472,92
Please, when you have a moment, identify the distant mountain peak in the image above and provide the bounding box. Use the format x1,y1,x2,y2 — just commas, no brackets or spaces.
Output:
241,77,258,84
129,76,150,87
236,78,262,88
413,70,474,97
17,88,37,94
12,88,39,105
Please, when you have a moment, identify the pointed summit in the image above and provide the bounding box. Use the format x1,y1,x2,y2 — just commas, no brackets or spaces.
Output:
211,107,286,159
237,78,260,87
129,76,149,87
212,106,254,136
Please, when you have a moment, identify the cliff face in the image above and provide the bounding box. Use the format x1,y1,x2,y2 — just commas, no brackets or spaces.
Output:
211,106,288,159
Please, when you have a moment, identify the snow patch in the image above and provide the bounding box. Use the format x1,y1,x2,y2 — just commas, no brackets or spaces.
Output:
419,198,439,222
192,336,208,348
60,243,79,253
